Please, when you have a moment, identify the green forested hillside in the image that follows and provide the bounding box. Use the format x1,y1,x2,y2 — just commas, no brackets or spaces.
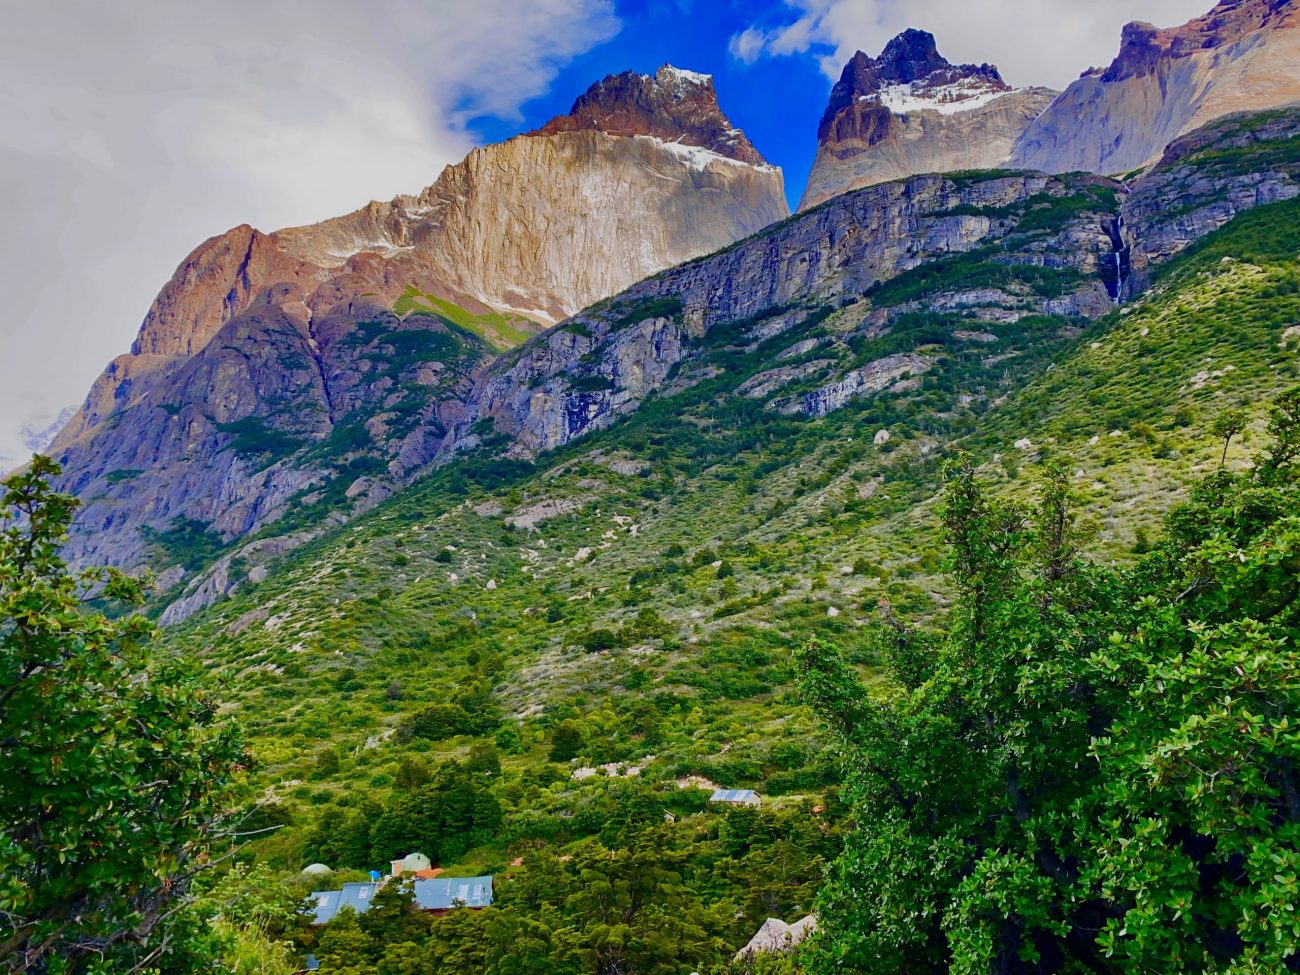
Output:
144,177,1300,970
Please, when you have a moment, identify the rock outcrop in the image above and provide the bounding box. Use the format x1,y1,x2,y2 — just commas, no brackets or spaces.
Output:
49,64,787,590
735,916,818,961
450,170,1123,456
1011,0,1300,176
774,354,933,417
1122,109,1300,291
799,31,1057,210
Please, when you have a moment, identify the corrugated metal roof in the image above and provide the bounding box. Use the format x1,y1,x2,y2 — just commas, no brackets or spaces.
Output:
710,789,760,803
308,888,343,925
413,875,494,910
308,883,378,925
339,882,378,915
309,876,494,923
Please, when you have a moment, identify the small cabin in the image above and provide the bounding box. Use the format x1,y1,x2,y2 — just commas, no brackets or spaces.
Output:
412,875,494,915
309,882,377,925
390,851,439,878
710,788,761,808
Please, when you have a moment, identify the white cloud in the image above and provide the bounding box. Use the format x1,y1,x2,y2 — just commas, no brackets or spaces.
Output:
0,0,618,464
729,27,770,64
729,0,1217,87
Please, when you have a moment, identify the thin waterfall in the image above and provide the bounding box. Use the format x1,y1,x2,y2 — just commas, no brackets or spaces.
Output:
1105,215,1129,304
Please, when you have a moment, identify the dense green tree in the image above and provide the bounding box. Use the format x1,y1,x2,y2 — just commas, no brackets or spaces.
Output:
1209,407,1249,465
548,720,584,763
466,740,502,778
315,909,376,971
368,761,501,865
581,629,619,654
0,458,246,974
357,880,429,945
304,803,382,871
393,754,430,791
797,393,1300,974
200,864,305,975
557,833,718,975
454,680,503,737
399,703,471,742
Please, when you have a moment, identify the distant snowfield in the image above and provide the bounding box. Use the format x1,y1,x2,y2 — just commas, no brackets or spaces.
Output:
655,65,712,86
2,405,75,471
867,79,1015,116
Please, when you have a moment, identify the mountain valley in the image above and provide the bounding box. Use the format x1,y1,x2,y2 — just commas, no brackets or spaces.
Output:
7,2,1300,973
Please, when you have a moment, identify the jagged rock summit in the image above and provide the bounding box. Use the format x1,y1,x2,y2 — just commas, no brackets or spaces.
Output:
798,30,1057,210
536,64,767,166
1012,0,1300,175
49,64,787,578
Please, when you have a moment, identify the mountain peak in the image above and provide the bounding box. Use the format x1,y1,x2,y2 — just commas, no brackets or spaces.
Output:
818,31,1011,141
534,65,767,165
801,33,1054,209
875,29,950,82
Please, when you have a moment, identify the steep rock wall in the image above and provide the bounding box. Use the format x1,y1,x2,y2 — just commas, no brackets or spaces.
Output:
1012,0,1300,175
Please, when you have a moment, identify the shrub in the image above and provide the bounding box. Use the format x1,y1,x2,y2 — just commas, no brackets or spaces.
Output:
581,629,619,654
399,703,472,742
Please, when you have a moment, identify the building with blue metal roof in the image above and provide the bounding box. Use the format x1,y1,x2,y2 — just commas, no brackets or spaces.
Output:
308,888,343,926
308,876,494,924
308,882,377,925
710,788,761,807
413,875,494,911
339,882,378,915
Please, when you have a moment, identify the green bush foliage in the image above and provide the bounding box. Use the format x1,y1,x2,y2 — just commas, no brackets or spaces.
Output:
796,391,1300,974
0,459,246,973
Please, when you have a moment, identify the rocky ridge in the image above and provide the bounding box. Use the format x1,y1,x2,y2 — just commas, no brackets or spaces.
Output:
1011,0,1300,176
46,79,1300,627
1122,109,1300,291
799,31,1057,210
448,170,1124,458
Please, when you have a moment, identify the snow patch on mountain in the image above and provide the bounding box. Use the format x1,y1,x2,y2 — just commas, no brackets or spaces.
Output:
655,137,778,173
872,80,1017,117
658,66,712,86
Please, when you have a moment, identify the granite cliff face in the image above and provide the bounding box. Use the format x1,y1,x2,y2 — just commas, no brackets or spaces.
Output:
799,31,1057,210
452,108,1300,464
50,65,786,587
47,43,1300,627
1012,0,1300,176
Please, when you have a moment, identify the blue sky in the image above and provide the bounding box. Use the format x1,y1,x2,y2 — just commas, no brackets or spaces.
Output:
467,1,835,210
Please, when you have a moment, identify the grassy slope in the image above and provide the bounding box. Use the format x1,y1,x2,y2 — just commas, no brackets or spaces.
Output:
165,195,1300,893
393,286,539,351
